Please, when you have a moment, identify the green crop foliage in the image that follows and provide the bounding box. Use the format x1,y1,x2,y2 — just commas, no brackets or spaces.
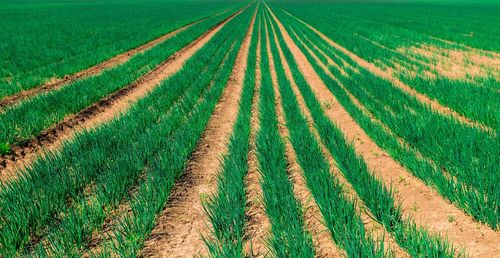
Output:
0,5,254,256
267,7,457,256
254,10,315,257
102,6,255,256
264,10,386,257
269,1,500,130
202,6,259,257
0,142,10,155
269,4,498,229
0,8,241,148
0,0,244,99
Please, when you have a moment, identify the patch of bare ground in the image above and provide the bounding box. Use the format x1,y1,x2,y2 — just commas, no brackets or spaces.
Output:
244,23,271,258
0,10,228,110
139,8,256,258
0,7,247,184
280,10,493,133
265,21,343,258
267,6,500,257
269,21,408,258
395,44,500,82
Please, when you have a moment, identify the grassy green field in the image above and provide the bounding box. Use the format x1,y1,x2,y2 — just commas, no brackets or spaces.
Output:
0,0,498,257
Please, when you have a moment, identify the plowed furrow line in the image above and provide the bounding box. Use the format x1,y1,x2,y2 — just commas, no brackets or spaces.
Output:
281,9,493,133
265,24,341,258
0,11,228,110
139,8,256,257
0,7,248,182
244,21,270,257
267,6,500,257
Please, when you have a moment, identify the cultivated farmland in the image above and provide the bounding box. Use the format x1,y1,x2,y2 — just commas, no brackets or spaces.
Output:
0,0,498,257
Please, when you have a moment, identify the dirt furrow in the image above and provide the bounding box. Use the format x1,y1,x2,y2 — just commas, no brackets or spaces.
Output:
0,11,230,110
267,6,500,257
265,21,342,258
268,21,409,258
244,21,271,258
280,9,493,133
0,7,248,183
139,8,256,258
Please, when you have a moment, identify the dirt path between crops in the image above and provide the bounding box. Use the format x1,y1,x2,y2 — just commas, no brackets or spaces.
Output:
268,20,409,258
0,11,229,110
139,8,256,258
265,21,342,258
0,7,248,183
244,21,271,258
267,6,500,257
280,9,493,133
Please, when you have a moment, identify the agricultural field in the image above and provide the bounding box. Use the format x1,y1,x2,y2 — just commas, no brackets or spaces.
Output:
0,0,498,257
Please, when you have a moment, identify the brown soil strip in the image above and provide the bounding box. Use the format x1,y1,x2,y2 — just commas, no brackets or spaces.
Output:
0,11,229,110
244,21,271,258
280,9,493,133
267,6,500,257
268,20,408,258
265,20,343,258
0,7,248,183
139,8,257,258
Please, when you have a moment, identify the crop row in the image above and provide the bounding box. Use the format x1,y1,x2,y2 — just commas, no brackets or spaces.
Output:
270,5,498,228
202,6,258,257
0,5,254,256
0,8,237,153
253,10,316,257
271,1,499,130
264,9,389,257
265,6,456,257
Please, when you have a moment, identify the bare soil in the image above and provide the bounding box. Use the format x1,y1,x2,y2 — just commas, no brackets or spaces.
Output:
244,21,271,258
268,6,500,257
139,8,256,258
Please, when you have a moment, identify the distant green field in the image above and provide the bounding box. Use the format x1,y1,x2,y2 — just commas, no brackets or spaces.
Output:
0,0,241,99
0,1,497,257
